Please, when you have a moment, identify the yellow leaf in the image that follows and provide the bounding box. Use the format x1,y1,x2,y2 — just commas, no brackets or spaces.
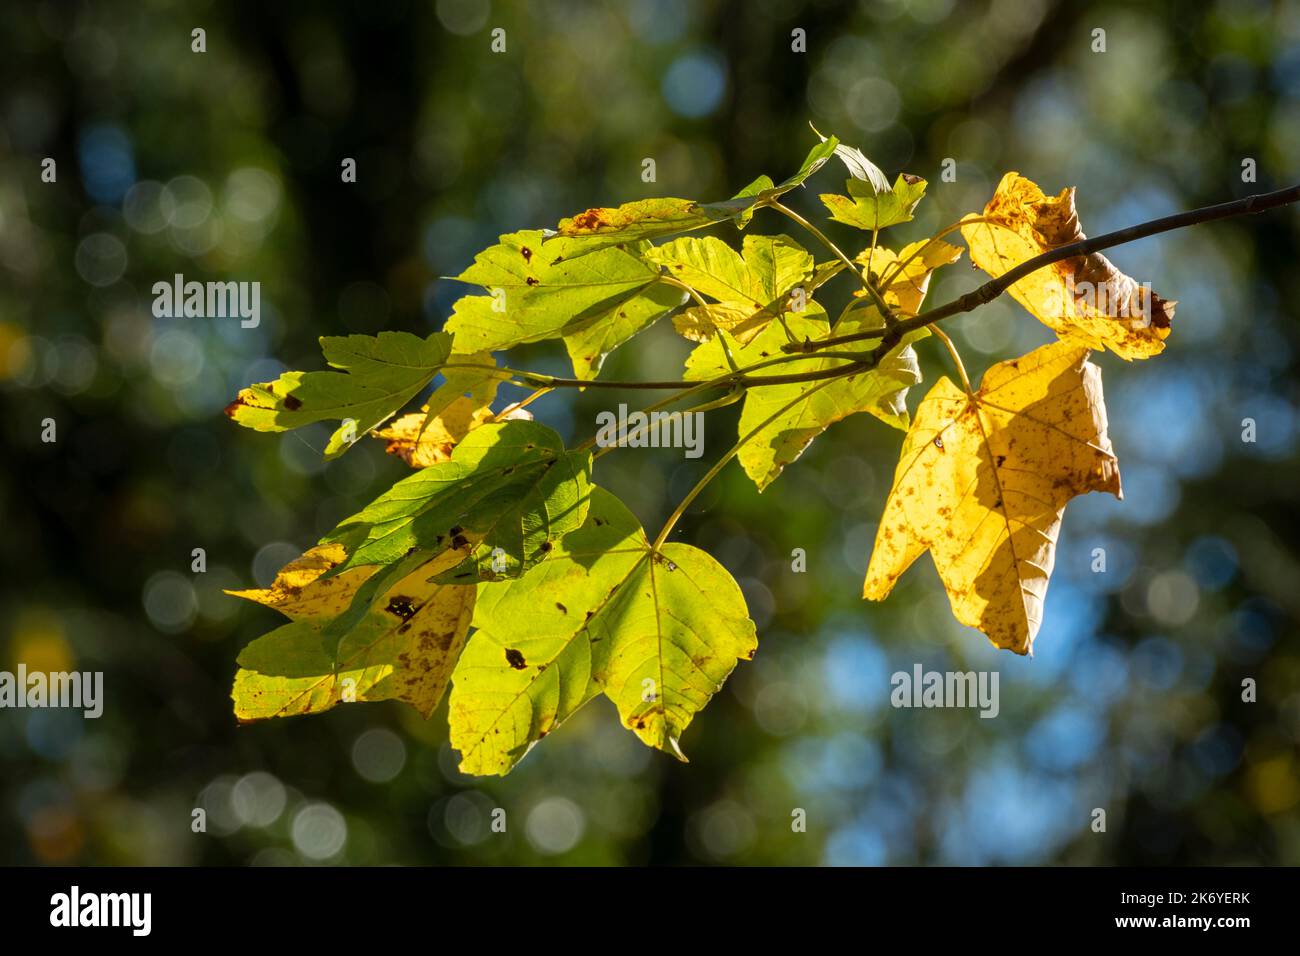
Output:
375,398,497,468
671,301,775,344
863,342,1122,655
228,545,474,720
856,239,963,316
961,173,1176,360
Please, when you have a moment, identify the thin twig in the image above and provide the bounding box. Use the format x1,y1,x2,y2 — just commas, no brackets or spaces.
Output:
786,182,1300,355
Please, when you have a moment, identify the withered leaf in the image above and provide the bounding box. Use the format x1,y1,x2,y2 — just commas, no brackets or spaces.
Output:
961,173,1176,360
863,342,1122,655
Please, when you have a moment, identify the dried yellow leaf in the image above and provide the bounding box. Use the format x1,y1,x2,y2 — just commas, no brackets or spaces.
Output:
864,342,1122,655
228,545,474,720
962,173,1175,360
856,239,964,316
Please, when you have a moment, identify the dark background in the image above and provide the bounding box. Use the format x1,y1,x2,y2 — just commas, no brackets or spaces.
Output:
1,0,1297,865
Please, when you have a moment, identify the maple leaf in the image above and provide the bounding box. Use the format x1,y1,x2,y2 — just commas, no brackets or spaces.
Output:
821,173,928,232
375,399,495,468
371,352,528,468
648,234,813,343
863,342,1122,655
229,544,474,720
685,304,923,489
224,331,452,458
549,137,841,253
961,172,1176,360
856,239,964,316
444,230,683,380
448,487,756,774
325,419,591,580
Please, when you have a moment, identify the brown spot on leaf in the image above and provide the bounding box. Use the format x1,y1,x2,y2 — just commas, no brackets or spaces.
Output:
385,596,418,622
283,395,303,411
520,246,533,262
505,648,527,670
569,208,610,232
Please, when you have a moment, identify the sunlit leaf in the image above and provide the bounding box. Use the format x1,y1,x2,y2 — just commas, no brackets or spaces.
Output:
444,230,683,379
960,172,1176,360
821,173,928,232
325,419,591,580
224,331,452,458
649,234,813,344
230,544,474,720
686,304,923,489
448,487,756,773
856,238,964,316
548,137,841,252
863,342,1122,655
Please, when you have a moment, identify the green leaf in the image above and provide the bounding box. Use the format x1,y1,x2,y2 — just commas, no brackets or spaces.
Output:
448,487,756,774
820,173,928,232
686,304,923,490
231,545,475,721
444,230,683,380
447,489,641,775
324,419,592,580
225,331,453,459
547,137,841,252
648,234,813,344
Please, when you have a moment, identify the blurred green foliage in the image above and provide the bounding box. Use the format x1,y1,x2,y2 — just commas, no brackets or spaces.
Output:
1,0,1298,865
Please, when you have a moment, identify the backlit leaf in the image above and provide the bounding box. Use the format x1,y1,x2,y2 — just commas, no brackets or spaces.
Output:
549,137,840,252
324,419,591,581
821,173,927,232
649,234,813,343
444,230,683,379
856,239,964,316
230,544,474,720
685,304,923,489
863,342,1122,655
224,331,453,458
960,172,1176,360
448,487,756,773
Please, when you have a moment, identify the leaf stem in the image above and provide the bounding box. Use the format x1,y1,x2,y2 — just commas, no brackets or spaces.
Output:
931,327,971,394
651,378,838,551
767,199,898,323
786,182,1300,355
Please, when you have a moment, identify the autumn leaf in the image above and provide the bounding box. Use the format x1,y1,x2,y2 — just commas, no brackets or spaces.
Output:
375,399,495,468
685,304,923,489
444,230,683,380
961,172,1176,360
372,352,526,468
863,342,1122,655
648,234,813,344
224,331,452,458
325,419,591,581
229,544,474,720
448,487,756,774
856,239,964,316
550,136,840,252
821,173,928,232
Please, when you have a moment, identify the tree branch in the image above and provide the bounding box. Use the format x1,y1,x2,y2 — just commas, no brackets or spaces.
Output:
785,182,1300,354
